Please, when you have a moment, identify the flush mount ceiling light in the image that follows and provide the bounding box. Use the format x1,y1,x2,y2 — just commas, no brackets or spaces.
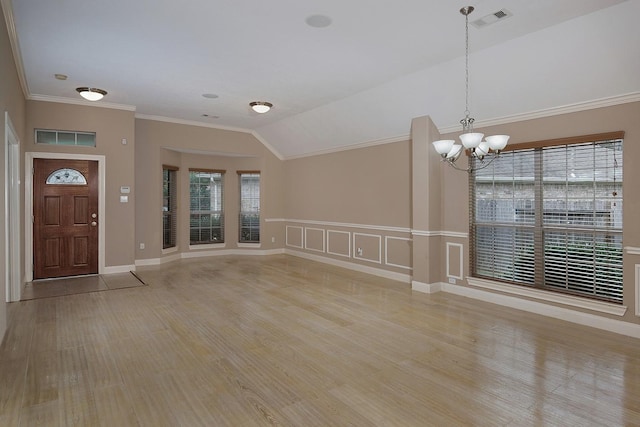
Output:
250,101,273,114
431,6,509,173
76,87,107,101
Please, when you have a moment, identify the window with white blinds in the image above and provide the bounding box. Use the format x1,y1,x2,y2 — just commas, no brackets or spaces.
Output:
471,134,623,303
189,169,225,244
162,165,178,249
238,172,260,243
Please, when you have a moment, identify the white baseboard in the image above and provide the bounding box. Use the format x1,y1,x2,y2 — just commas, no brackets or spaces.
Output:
285,249,411,284
103,264,136,274
421,282,640,340
411,281,442,293
135,252,181,266
135,248,285,266
181,248,283,259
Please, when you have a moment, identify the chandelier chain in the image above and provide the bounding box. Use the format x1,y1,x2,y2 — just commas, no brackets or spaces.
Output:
464,9,470,118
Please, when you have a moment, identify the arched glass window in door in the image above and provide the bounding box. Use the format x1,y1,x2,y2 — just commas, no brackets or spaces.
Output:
46,168,87,185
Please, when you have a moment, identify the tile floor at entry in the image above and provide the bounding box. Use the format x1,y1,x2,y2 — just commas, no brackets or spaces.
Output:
22,272,146,300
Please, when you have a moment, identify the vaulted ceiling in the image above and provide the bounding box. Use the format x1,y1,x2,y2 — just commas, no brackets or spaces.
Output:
5,0,639,158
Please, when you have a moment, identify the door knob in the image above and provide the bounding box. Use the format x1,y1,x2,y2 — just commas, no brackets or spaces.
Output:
91,221,97,227
91,213,97,218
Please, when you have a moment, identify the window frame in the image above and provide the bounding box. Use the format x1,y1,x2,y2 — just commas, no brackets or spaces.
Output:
238,171,261,244
470,131,624,304
162,165,179,250
189,168,225,245
35,128,97,147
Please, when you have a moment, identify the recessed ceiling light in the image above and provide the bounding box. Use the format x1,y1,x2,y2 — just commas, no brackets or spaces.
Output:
305,14,332,28
250,101,273,114
76,87,107,101
202,93,219,99
54,74,68,80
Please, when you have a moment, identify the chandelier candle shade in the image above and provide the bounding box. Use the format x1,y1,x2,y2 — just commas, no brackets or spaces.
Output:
76,87,107,101
431,6,509,172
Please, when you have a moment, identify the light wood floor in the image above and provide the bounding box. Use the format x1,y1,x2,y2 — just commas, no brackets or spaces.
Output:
1,255,639,426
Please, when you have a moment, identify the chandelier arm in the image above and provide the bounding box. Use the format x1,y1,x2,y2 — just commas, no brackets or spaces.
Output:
442,153,501,173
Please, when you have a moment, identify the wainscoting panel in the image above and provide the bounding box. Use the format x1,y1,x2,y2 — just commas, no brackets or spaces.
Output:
304,228,325,253
327,230,351,258
446,242,464,280
385,236,411,270
286,226,304,249
636,264,640,317
353,233,382,264
284,220,412,277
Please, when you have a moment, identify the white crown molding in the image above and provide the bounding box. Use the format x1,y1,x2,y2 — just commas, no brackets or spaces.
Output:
251,131,285,161
284,134,410,160
135,114,284,161
439,92,640,134
1,0,29,97
28,94,136,111
136,113,250,133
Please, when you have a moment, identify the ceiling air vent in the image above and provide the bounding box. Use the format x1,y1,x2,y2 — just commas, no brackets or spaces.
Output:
471,9,512,28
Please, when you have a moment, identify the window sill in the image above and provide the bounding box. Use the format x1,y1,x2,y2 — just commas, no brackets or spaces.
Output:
466,277,627,317
162,246,178,255
189,243,226,250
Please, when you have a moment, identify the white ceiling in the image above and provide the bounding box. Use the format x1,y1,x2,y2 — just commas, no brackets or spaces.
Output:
6,0,640,158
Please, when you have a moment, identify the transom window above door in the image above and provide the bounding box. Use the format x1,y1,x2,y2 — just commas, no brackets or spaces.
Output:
45,168,87,185
35,129,96,147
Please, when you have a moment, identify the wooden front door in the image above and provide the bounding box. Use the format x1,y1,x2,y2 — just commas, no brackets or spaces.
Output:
33,159,99,279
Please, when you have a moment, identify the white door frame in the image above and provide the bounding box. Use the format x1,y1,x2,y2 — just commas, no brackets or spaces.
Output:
25,152,106,282
5,112,20,302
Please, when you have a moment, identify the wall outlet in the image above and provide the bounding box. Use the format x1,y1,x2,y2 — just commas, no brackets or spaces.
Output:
448,277,457,284
139,243,145,250
357,247,363,256
271,237,275,243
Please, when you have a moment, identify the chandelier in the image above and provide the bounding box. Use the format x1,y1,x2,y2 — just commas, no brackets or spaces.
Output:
431,6,509,172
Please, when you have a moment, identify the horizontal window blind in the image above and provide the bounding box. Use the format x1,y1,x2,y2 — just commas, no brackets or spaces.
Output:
471,136,623,303
162,167,178,249
239,172,260,243
189,170,224,244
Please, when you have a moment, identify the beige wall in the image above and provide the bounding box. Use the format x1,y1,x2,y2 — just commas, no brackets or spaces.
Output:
428,101,640,325
0,3,26,340
283,141,412,277
134,119,284,261
24,101,136,269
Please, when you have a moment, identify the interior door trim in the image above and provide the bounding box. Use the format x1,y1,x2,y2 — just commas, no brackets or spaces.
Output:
5,112,20,302
25,152,106,282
